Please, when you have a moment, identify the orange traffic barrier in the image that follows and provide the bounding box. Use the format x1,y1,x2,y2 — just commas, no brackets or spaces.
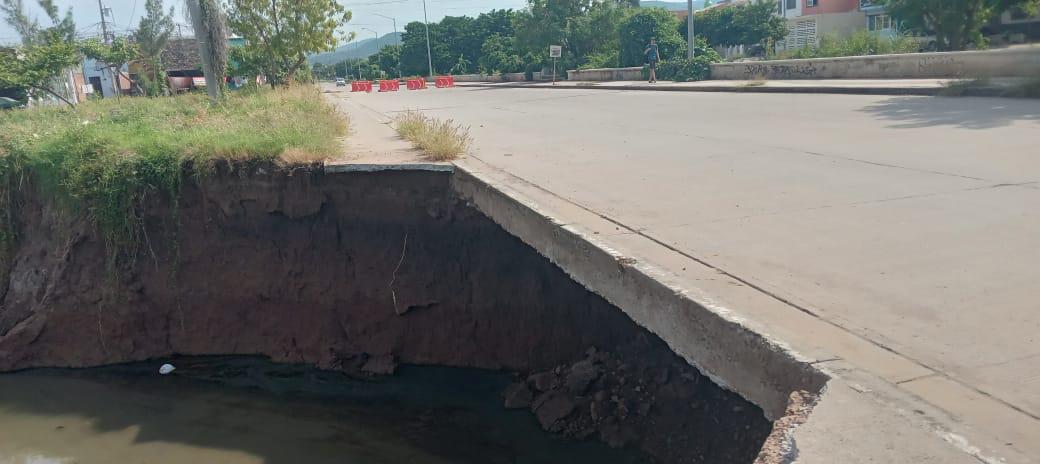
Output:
406,78,428,90
379,79,400,92
351,81,373,92
435,76,455,88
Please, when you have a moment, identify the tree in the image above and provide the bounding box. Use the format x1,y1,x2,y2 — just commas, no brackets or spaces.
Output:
226,0,352,86
1,0,74,45
683,0,786,49
879,0,1039,50
0,0,79,106
185,0,228,103
373,44,401,78
0,36,80,106
136,0,175,96
478,34,524,73
81,37,141,96
618,8,685,66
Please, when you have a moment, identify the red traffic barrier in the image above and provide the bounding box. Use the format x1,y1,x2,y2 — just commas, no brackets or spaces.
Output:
435,75,455,88
351,81,373,92
378,79,400,92
406,78,428,90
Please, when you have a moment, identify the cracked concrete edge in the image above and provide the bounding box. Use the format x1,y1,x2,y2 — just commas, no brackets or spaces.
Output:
448,165,829,421
325,162,453,173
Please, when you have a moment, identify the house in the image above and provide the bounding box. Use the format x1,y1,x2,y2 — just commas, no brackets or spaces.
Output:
83,58,132,98
776,0,878,50
986,6,1040,45
128,36,251,93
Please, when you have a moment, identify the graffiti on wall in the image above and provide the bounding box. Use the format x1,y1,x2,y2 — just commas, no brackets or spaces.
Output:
744,63,817,78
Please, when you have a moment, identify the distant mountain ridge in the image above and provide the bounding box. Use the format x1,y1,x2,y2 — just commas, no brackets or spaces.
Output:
308,32,402,65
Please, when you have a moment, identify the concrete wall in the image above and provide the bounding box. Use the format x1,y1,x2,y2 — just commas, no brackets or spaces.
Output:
567,67,644,81
711,46,1040,79
452,72,546,83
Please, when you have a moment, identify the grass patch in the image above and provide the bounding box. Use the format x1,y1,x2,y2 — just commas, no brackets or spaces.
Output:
0,85,348,274
938,77,1040,99
938,78,991,96
780,30,922,59
393,111,471,161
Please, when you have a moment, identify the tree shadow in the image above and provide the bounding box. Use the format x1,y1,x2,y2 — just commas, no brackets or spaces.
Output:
860,96,1040,130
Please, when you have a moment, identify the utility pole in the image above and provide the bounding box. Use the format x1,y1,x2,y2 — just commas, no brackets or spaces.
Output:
97,0,110,44
687,0,695,58
374,13,401,79
422,0,434,78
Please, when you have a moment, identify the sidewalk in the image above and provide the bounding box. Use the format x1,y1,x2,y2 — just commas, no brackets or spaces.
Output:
457,78,983,96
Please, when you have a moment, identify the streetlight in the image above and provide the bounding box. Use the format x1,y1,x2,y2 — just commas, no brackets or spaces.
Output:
687,0,696,58
373,13,402,79
422,0,434,78
362,27,379,79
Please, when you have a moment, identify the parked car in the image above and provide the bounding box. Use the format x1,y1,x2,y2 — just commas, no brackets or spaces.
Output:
335,78,346,87
0,97,23,110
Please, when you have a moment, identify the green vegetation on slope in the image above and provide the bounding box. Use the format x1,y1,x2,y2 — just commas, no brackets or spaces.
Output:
781,30,922,59
0,86,347,273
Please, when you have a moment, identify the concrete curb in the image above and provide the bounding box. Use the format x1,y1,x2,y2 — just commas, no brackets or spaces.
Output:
450,164,829,421
457,81,1023,97
457,81,945,96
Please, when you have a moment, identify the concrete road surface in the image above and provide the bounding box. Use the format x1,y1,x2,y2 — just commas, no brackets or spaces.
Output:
329,86,1040,461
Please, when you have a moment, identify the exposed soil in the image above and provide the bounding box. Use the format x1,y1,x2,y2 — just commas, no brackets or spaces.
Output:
0,164,773,463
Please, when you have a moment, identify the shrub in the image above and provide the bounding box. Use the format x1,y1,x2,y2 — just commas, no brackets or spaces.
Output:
394,111,471,161
655,41,722,82
785,30,922,59
619,8,686,67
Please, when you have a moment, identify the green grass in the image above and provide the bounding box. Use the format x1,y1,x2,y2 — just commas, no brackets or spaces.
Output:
394,111,471,161
0,85,348,274
781,30,922,59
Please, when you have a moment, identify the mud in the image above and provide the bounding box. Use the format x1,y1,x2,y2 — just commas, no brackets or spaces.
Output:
0,164,773,462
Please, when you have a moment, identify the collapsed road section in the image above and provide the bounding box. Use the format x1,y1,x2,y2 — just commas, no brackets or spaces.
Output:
0,162,828,463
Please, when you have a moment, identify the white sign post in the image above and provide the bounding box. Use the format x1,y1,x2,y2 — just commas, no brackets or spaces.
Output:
549,45,562,85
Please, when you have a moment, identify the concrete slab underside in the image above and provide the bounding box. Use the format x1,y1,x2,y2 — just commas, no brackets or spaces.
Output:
326,86,1040,463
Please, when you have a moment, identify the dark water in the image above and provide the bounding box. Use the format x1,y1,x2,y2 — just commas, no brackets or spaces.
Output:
0,357,650,464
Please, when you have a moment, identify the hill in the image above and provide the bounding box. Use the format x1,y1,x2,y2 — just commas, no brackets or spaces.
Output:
308,32,403,65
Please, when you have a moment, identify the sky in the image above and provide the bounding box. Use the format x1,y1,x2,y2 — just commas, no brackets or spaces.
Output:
0,0,531,45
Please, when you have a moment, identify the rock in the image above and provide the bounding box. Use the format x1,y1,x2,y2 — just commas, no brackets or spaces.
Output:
533,392,576,431
590,400,611,421
528,371,557,392
503,382,533,409
637,402,652,416
652,367,670,385
360,354,397,375
600,423,638,448
565,359,600,394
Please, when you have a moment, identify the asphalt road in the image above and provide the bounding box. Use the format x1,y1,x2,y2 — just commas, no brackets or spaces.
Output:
338,86,1040,439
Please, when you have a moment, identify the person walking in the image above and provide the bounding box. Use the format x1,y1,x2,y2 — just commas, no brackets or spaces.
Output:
644,38,660,83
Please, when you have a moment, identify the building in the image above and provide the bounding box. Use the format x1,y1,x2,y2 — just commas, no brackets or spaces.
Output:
987,6,1040,45
83,58,132,98
128,36,251,94
776,0,883,50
